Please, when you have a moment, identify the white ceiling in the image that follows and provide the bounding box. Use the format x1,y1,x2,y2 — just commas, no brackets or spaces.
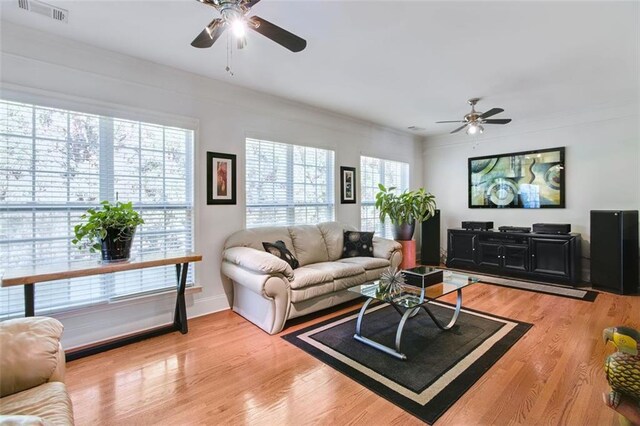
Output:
1,0,638,135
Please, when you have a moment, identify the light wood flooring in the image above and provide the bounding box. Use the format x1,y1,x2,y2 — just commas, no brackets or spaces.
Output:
66,283,640,425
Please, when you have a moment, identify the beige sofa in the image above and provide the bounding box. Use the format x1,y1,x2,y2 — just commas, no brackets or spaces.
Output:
221,222,402,334
0,317,74,425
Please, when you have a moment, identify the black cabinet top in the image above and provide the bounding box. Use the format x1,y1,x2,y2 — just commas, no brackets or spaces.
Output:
449,228,581,238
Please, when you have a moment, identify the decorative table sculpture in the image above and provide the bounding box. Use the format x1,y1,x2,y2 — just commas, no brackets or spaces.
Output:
378,267,405,297
603,326,640,425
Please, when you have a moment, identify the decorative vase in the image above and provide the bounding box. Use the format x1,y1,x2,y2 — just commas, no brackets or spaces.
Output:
392,220,416,241
100,227,136,263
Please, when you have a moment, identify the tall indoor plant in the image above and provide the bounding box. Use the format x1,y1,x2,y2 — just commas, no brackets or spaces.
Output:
72,200,144,263
375,184,436,240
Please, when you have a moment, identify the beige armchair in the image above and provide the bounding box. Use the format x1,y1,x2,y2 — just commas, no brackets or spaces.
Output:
0,317,74,425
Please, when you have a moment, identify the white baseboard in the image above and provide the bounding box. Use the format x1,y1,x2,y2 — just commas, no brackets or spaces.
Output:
59,291,230,350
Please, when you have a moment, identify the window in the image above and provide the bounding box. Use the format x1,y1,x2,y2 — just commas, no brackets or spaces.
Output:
246,138,334,228
360,156,410,238
0,99,194,319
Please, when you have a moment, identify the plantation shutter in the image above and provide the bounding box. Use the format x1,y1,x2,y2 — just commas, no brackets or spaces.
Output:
360,155,410,238
245,138,335,228
0,99,194,319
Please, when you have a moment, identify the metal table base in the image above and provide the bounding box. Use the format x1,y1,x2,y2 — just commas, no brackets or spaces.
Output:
353,288,463,360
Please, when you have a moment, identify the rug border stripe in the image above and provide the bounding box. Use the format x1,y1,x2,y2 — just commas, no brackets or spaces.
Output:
442,267,598,302
282,305,532,424
299,303,517,397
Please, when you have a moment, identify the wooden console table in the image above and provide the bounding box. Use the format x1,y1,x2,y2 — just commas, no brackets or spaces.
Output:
1,252,202,360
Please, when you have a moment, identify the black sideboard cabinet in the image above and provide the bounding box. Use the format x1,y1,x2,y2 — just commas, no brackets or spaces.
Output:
446,228,582,285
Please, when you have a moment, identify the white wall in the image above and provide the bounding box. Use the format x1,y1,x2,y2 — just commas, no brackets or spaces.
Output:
0,22,423,348
422,103,640,281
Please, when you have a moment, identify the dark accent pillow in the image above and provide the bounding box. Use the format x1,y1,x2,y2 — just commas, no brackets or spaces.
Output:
262,240,299,269
342,231,374,258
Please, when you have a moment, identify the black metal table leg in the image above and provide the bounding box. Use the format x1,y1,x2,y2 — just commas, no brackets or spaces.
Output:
24,284,35,317
174,262,189,334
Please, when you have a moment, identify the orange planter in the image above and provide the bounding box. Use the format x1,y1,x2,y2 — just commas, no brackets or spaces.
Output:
398,240,417,270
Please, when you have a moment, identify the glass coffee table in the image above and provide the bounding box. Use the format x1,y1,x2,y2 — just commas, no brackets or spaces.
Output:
348,269,479,360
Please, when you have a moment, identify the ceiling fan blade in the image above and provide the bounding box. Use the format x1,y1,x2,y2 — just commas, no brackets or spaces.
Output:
479,108,504,119
483,118,512,125
244,0,261,8
450,124,468,134
436,120,466,123
249,16,306,52
191,19,225,48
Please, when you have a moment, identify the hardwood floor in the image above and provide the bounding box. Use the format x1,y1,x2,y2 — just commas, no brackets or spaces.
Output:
65,284,640,425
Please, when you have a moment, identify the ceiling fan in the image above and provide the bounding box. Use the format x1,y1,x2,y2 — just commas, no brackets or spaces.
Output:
191,0,306,52
436,98,512,135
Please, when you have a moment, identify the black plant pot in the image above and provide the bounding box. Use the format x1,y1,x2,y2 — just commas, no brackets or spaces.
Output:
100,227,136,263
392,221,416,241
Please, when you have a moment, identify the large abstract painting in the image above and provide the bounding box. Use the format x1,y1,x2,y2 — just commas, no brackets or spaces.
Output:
468,147,565,208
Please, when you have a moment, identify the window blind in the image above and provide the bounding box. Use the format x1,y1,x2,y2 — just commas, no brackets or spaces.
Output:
360,155,410,238
0,100,194,319
246,138,334,228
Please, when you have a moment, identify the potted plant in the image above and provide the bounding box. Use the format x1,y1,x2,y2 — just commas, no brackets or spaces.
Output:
375,184,436,240
72,200,144,263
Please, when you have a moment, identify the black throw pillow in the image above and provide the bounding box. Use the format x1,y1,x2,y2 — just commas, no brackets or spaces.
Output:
342,231,374,258
262,240,300,269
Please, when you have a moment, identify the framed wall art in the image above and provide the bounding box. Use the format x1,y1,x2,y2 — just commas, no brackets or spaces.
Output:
468,147,565,208
340,166,356,204
207,151,236,205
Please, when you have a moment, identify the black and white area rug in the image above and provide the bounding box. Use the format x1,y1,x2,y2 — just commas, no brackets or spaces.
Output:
283,302,532,424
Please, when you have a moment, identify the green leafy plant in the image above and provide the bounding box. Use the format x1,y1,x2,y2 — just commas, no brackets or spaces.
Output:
72,201,144,253
374,184,436,225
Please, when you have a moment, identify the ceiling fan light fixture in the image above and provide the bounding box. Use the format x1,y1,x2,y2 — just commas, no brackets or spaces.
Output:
467,123,484,135
231,19,247,38
237,36,247,49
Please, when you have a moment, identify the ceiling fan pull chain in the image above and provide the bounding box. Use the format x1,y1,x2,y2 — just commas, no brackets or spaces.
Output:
225,32,234,76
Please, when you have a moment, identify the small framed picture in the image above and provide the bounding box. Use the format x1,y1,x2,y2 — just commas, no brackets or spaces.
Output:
207,152,236,205
340,166,356,204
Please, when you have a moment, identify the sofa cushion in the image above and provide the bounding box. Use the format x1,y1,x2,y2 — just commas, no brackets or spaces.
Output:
338,257,390,270
0,382,73,426
365,267,388,282
317,222,348,261
290,282,336,303
342,231,374,258
303,262,365,279
262,241,299,269
289,267,333,290
288,225,330,266
333,273,368,291
225,227,295,254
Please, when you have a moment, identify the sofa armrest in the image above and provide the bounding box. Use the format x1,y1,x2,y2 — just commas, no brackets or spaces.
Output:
373,237,402,260
223,246,294,281
0,317,65,398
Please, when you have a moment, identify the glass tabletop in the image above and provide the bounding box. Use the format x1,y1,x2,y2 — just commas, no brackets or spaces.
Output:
348,269,479,309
